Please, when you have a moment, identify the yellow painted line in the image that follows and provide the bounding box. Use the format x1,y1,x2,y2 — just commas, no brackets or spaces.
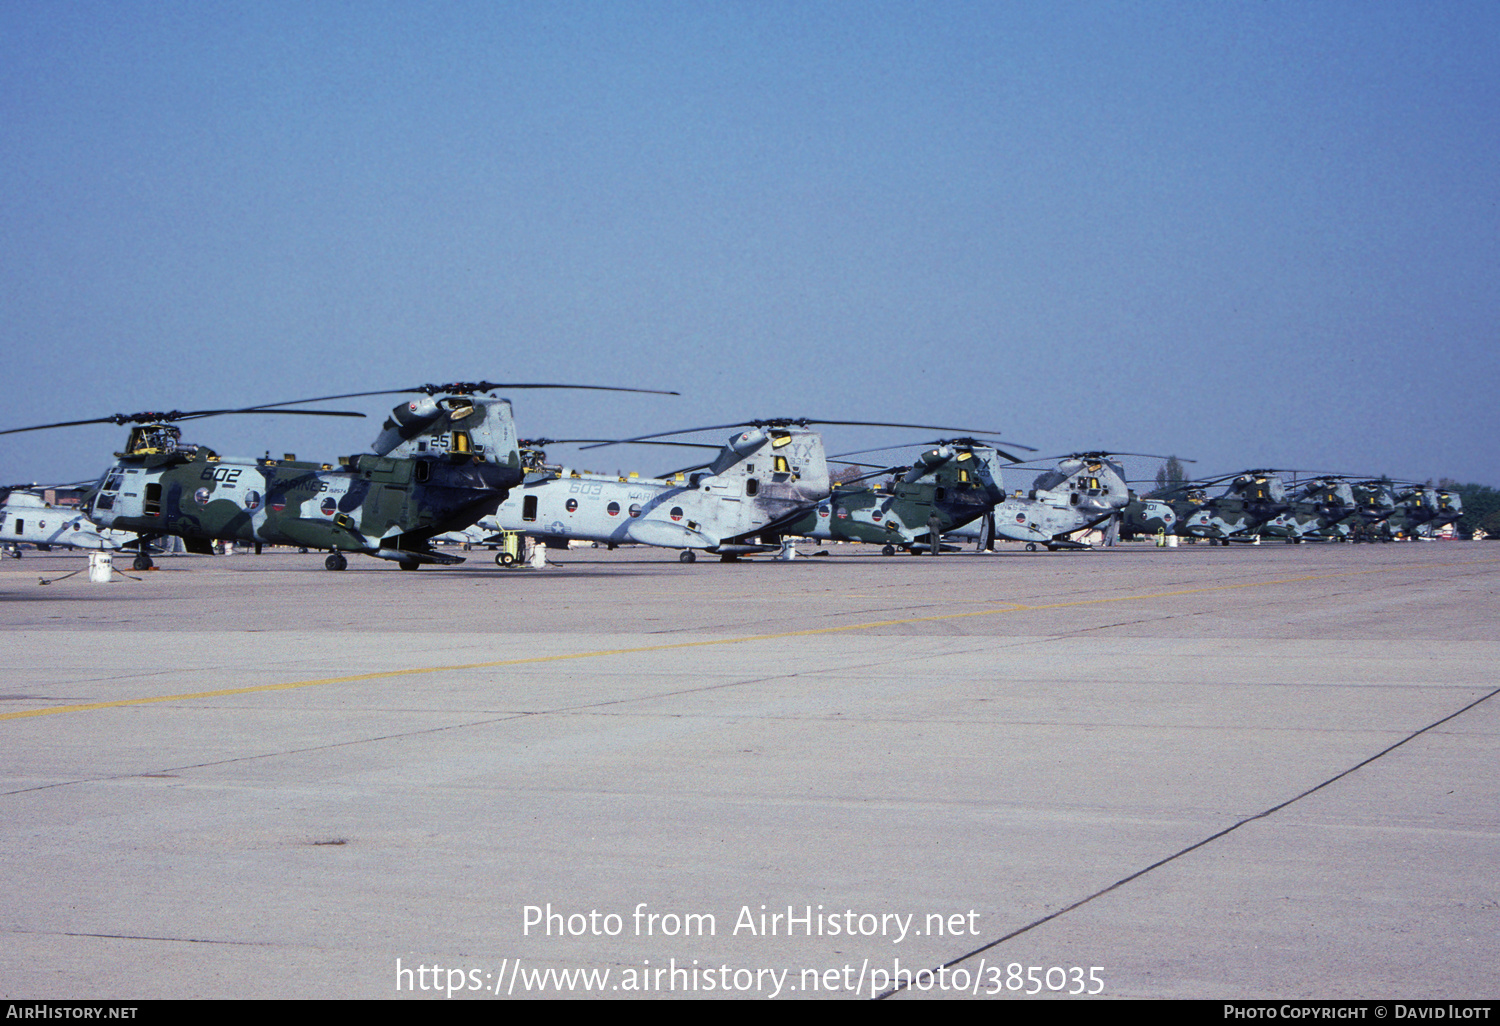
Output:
4,557,1494,723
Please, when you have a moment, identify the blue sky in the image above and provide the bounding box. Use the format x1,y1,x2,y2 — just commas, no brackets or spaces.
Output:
3,1,1497,489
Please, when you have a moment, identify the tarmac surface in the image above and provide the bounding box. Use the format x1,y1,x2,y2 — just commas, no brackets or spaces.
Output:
1,540,1496,1000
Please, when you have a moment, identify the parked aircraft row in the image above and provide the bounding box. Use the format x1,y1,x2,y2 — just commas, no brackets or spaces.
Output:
0,383,1464,570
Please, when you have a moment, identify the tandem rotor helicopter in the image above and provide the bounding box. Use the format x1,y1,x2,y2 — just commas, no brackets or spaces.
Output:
470,418,1021,562
944,451,1184,552
0,382,675,571
784,437,1024,554
0,483,134,557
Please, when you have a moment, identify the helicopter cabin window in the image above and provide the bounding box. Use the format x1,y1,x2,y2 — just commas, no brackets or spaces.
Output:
565,498,578,513
145,483,162,516
606,501,621,517
414,462,430,483
12,519,21,535
958,469,971,484
745,479,759,497
774,456,790,474
523,495,538,522
450,432,471,454
935,487,946,502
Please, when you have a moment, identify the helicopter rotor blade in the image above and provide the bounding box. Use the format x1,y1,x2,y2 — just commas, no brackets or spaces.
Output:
244,382,680,411
0,406,366,437
520,438,720,451
582,419,1032,451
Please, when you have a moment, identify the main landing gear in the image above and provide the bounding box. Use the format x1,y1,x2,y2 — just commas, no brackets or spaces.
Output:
324,553,348,571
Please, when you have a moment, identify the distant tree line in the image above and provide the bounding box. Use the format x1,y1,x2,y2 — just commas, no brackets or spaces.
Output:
1438,479,1500,538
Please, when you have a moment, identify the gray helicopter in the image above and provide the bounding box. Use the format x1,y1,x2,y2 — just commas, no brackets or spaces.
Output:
950,452,1154,551
476,418,1014,562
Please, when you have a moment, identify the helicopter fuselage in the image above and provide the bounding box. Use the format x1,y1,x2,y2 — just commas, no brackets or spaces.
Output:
490,428,832,554
88,446,520,564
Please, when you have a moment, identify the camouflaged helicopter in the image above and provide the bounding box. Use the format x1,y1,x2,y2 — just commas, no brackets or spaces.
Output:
1260,476,1361,542
784,438,1019,554
1,382,673,571
1419,484,1464,537
1152,469,1291,544
1346,479,1462,541
1117,493,1181,540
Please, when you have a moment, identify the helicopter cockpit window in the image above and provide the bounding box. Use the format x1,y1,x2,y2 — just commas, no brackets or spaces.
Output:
771,432,793,449
773,456,790,474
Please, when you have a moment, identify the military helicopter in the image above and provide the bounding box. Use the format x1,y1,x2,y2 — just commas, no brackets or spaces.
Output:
1165,469,1291,544
1428,485,1464,536
476,418,1016,562
785,438,1017,554
1,382,674,571
1329,477,1418,542
1260,476,1361,542
0,484,134,556
951,452,1161,551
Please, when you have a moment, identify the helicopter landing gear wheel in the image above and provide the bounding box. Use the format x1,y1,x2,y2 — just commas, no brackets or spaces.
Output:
132,553,153,571
880,544,894,556
324,553,348,571
399,561,419,570
679,550,696,563
496,552,516,566
1025,542,1038,552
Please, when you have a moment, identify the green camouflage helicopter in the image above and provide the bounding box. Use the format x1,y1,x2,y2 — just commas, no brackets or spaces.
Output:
785,438,1023,554
1,382,673,571
1346,479,1461,541
1126,469,1293,544
1261,476,1361,542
